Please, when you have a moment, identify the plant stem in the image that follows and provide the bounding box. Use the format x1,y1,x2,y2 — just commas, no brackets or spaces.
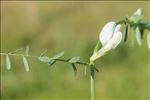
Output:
90,62,95,100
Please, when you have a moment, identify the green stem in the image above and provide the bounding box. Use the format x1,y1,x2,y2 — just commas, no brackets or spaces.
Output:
90,62,95,100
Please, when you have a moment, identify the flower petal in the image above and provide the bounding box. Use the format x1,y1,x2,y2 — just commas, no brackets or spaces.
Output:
114,24,121,34
111,31,122,49
99,21,116,46
104,31,122,50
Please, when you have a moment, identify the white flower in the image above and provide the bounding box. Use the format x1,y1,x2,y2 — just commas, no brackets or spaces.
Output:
90,21,122,62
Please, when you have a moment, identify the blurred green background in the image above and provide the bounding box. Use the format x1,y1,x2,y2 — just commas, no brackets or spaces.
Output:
1,1,150,100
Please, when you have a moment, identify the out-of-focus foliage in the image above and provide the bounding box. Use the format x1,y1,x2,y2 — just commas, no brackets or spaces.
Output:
1,1,150,100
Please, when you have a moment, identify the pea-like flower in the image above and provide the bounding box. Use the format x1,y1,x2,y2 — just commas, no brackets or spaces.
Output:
90,21,122,62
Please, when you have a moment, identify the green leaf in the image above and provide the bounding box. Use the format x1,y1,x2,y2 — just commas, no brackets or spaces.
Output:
129,8,144,23
51,51,64,59
135,27,142,46
145,23,150,30
6,55,11,70
71,63,77,76
40,49,48,57
93,41,101,54
147,32,150,49
69,57,80,63
130,26,136,48
38,56,50,62
83,65,87,78
10,48,23,54
22,56,29,72
25,45,30,56
124,24,129,42
48,59,56,66
132,15,144,23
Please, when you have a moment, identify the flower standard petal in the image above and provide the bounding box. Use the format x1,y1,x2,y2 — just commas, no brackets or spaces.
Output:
99,21,116,46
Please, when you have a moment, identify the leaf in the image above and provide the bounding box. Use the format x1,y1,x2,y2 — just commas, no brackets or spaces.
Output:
135,27,142,46
10,48,23,54
40,49,48,57
69,57,80,63
124,24,129,42
131,15,144,23
48,59,56,66
25,45,30,56
145,23,150,30
83,65,87,78
6,55,11,70
51,51,64,59
71,63,77,76
130,26,136,48
129,8,144,23
147,32,150,49
22,56,29,72
93,41,101,54
38,56,50,62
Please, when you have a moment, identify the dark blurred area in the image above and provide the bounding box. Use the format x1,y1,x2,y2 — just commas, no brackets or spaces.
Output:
1,1,150,100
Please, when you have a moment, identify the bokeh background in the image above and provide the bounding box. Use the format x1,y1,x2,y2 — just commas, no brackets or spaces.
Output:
1,1,150,100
